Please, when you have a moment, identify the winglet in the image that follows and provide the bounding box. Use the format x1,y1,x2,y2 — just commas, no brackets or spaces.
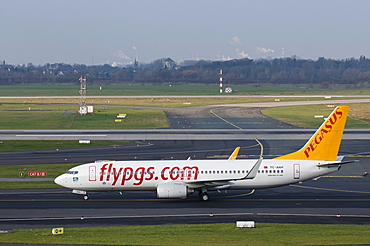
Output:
228,147,240,160
238,139,264,179
241,158,263,179
274,106,349,161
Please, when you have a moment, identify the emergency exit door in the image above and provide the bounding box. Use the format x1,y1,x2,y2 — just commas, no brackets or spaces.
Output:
293,164,300,179
89,166,96,181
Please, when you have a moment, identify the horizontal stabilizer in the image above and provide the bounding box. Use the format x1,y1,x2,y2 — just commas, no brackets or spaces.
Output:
316,160,358,167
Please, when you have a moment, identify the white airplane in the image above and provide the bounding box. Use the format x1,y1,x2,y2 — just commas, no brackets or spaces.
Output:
55,106,352,201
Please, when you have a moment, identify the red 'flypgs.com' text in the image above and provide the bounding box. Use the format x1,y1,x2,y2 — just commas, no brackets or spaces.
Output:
99,164,199,186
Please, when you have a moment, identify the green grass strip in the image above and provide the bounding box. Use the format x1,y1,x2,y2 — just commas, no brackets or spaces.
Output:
0,140,129,152
1,223,370,245
0,163,78,189
0,163,76,179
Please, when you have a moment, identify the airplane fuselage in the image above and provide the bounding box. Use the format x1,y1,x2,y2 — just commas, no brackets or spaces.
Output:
55,159,339,192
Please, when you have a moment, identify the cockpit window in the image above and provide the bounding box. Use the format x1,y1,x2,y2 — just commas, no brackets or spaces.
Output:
66,171,78,175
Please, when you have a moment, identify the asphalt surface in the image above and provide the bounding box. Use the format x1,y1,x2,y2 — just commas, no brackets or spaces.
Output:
1,175,370,229
0,139,369,170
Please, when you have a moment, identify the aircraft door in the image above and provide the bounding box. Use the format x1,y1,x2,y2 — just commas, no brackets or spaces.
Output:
89,166,96,181
293,164,300,179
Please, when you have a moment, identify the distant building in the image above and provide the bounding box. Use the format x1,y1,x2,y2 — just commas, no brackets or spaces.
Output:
164,58,176,70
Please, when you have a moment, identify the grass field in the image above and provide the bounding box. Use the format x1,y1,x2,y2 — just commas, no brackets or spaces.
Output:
0,104,169,129
262,103,370,128
1,223,370,245
1,84,370,96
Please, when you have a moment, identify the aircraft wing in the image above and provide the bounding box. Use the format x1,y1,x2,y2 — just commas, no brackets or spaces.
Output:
184,158,263,189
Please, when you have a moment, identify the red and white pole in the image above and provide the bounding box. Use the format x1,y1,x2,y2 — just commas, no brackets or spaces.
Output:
219,69,223,93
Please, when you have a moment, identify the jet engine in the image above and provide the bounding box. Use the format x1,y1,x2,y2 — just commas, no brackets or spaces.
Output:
156,182,190,199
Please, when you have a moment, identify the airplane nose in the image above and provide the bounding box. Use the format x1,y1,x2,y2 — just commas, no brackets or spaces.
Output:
54,175,65,186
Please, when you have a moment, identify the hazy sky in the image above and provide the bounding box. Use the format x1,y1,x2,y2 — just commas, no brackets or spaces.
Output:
1,0,370,65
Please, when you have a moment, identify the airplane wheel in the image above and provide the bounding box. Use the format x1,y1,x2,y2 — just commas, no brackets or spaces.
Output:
201,193,209,201
83,195,89,200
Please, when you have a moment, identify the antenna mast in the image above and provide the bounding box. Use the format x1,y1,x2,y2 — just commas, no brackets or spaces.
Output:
219,69,223,93
79,76,87,115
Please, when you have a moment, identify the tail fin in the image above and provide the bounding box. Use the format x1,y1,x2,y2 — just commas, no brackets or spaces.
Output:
274,106,349,161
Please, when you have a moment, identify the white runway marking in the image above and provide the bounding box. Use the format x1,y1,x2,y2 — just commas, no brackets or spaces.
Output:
16,135,108,137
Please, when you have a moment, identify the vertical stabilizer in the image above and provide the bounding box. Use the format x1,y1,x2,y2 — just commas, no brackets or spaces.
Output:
274,106,349,161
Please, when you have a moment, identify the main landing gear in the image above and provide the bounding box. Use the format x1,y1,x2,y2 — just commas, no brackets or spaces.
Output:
200,192,209,201
83,194,90,200
199,188,209,201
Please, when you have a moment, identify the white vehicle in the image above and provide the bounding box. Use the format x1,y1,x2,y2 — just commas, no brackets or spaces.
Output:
55,106,351,201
